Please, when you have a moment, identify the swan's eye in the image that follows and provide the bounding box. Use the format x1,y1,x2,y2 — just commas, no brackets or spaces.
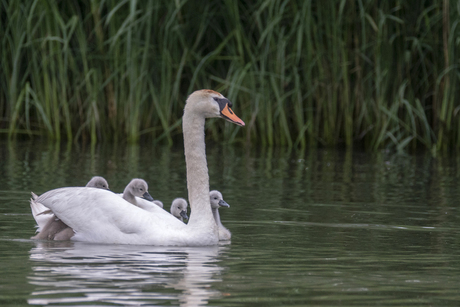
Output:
213,97,232,111
140,188,143,191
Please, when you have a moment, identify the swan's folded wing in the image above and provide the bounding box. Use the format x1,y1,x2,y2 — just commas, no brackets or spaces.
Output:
37,187,187,244
135,198,168,213
115,193,170,214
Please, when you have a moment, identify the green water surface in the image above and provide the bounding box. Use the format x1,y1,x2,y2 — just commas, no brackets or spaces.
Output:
1,141,460,306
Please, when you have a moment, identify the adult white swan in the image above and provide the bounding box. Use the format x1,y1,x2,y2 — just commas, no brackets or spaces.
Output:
32,89,244,246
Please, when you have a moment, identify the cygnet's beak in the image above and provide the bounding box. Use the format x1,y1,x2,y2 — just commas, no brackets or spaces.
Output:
218,199,230,208
142,192,154,201
180,210,189,220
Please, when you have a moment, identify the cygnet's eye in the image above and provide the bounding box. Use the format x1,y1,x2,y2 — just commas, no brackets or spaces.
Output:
140,188,143,191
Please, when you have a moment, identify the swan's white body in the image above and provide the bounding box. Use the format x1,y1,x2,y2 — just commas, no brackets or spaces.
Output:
32,90,244,246
32,179,160,241
35,187,188,244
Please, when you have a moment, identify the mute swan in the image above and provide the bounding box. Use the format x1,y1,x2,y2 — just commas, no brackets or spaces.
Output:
31,89,245,246
209,190,231,240
171,198,189,221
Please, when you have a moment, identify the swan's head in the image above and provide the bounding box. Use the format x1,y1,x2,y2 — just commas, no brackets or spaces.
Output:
185,90,245,126
210,190,230,209
86,176,109,190
125,178,154,201
171,198,189,221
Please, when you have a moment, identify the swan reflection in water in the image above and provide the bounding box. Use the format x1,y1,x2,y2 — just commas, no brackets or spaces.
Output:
28,241,229,306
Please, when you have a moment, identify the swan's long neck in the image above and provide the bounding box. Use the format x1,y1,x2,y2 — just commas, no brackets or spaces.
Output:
212,208,223,227
182,111,216,230
122,189,136,207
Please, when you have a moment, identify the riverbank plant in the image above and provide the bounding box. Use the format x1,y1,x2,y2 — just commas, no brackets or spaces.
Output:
1,0,459,152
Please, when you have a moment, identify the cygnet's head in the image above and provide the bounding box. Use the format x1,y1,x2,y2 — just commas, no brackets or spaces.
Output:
171,198,189,221
124,179,154,201
86,176,109,190
185,90,245,126
210,190,230,209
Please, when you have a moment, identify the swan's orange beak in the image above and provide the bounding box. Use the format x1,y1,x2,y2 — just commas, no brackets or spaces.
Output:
221,104,245,127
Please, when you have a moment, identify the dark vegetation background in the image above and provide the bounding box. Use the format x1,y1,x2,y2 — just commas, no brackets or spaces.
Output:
1,0,459,152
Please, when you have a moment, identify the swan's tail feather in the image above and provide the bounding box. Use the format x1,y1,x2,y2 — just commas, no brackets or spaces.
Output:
30,195,55,233
31,192,38,201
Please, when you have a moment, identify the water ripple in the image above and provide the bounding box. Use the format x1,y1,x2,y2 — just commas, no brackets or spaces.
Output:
27,242,227,306
273,221,444,231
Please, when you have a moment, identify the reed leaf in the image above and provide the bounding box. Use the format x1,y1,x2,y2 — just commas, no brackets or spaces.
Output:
0,0,459,153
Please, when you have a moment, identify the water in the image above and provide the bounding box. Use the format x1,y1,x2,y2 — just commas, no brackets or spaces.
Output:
1,141,460,306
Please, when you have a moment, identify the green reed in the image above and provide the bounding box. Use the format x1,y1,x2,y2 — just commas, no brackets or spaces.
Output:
1,0,459,152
